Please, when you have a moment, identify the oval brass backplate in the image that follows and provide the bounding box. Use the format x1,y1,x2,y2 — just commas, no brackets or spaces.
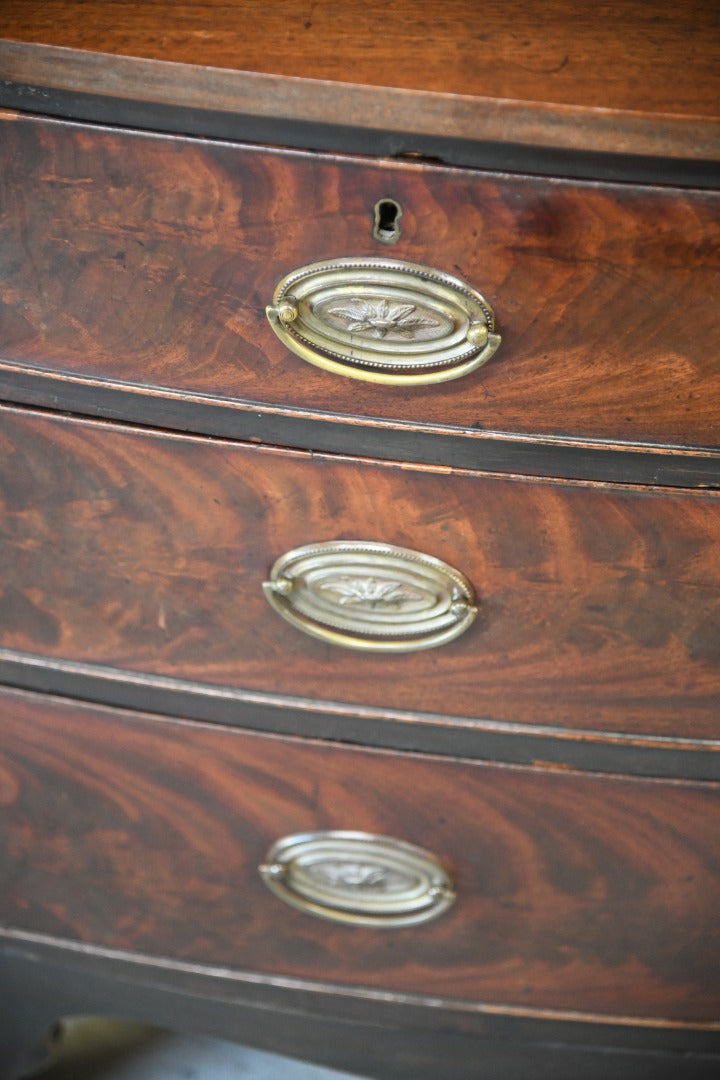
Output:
263,540,477,652
266,257,500,385
259,831,455,927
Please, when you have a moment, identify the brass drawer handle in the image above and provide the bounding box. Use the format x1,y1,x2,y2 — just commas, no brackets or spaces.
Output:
266,257,500,385
259,831,455,927
263,540,477,652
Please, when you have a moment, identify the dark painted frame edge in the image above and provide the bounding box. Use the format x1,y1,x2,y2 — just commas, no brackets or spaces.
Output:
2,79,720,188
2,368,719,489
1,657,718,781
2,935,720,1058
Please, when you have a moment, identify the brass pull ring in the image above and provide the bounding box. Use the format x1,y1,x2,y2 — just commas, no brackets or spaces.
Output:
267,257,500,385
259,831,455,927
263,540,477,652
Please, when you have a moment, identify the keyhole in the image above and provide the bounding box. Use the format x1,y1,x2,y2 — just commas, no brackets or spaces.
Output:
373,198,402,244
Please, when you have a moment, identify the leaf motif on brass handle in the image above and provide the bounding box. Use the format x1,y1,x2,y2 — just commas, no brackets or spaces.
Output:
263,541,477,652
319,575,425,608
324,297,445,339
266,257,500,385
259,831,456,927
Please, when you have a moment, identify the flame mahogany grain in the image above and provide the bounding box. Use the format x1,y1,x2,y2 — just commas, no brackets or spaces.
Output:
1,4,719,1075
1,114,719,449
1,686,719,1022
1,406,719,738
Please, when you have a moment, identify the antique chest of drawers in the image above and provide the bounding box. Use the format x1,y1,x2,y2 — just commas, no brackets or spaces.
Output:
0,3,719,1078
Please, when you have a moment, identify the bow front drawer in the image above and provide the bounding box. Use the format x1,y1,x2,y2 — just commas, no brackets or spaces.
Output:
1,686,719,1024
2,405,719,739
1,113,719,453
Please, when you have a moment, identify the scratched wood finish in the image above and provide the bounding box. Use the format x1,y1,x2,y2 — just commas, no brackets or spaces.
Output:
2,0,718,118
2,406,719,738
1,116,719,450
1,686,719,1022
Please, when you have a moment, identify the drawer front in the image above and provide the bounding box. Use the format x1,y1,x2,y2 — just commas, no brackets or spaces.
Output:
1,113,719,449
1,686,719,1023
2,406,720,737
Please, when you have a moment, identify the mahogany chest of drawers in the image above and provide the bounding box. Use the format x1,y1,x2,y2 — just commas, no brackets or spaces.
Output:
1,4,719,1077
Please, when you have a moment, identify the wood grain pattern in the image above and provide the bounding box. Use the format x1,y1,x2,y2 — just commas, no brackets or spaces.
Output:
2,6,718,1075
1,686,719,1023
2,0,718,118
1,406,719,738
2,363,720,489
3,44,719,172
1,114,719,449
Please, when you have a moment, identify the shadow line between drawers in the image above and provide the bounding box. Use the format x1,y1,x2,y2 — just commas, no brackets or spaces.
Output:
2,41,720,186
3,929,720,1040
1,363,720,488
1,650,718,781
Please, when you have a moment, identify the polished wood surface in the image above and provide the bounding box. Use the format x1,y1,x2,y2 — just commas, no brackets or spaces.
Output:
1,686,719,1023
2,364,720,489
2,406,719,738
1,4,718,1077
2,0,718,117
2,43,718,170
1,114,719,450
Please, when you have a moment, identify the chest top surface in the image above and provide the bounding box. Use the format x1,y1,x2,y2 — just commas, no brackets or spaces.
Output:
1,0,719,170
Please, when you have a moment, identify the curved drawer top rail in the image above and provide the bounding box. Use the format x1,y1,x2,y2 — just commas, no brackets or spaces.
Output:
1,35,719,184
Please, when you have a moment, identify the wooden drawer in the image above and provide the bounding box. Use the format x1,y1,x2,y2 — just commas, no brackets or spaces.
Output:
2,405,719,738
1,685,719,1024
1,112,719,451
1,7,719,1080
